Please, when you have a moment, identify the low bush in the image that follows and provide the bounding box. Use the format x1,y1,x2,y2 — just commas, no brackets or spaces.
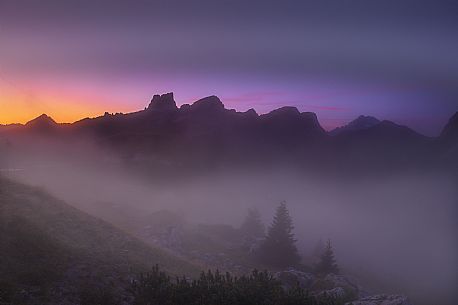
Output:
130,265,336,305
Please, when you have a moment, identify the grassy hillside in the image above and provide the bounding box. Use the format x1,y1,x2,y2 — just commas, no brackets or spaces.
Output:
0,177,199,303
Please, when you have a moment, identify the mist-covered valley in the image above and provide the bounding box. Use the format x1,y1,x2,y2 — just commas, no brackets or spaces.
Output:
9,167,458,305
1,94,457,305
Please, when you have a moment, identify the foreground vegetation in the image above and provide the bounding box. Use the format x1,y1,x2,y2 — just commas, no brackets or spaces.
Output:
129,266,337,305
0,177,344,305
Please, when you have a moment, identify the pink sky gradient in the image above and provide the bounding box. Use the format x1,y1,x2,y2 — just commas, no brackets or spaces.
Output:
1,71,449,134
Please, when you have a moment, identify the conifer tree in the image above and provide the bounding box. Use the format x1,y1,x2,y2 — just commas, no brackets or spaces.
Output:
315,239,339,275
257,201,301,268
240,208,265,239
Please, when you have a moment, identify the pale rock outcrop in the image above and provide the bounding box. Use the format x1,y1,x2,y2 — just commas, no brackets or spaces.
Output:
317,287,346,299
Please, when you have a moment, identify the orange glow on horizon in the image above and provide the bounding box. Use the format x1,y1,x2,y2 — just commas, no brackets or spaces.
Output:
0,89,136,125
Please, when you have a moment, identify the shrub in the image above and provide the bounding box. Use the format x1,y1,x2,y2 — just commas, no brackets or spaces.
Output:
130,265,336,305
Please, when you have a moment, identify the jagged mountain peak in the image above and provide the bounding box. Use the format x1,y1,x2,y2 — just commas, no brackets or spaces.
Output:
25,114,57,128
259,107,325,136
330,115,380,136
262,107,322,126
266,106,301,117
243,108,258,118
191,95,225,112
352,115,380,126
301,111,320,123
301,112,325,132
343,119,424,141
147,92,178,112
440,111,458,140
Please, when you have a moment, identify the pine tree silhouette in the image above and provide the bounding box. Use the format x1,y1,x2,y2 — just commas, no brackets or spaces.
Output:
257,201,301,268
315,239,339,275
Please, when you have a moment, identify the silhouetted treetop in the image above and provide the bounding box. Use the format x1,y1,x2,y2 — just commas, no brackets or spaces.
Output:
257,201,301,268
315,239,339,276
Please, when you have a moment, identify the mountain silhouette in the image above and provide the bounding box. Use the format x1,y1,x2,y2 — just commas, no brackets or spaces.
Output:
25,114,58,131
440,111,458,143
147,92,178,112
0,93,456,173
330,115,380,136
437,112,458,166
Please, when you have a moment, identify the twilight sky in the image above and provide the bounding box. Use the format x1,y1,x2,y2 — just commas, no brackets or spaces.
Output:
0,0,457,135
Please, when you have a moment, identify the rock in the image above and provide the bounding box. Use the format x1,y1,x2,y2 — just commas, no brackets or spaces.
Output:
317,287,346,299
275,269,315,290
346,294,412,305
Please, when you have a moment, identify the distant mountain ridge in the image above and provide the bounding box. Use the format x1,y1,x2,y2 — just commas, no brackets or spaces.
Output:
330,115,381,136
0,93,442,137
440,111,458,143
0,92,456,172
1,93,446,138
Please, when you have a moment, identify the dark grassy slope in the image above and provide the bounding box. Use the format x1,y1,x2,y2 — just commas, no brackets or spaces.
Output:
0,177,199,297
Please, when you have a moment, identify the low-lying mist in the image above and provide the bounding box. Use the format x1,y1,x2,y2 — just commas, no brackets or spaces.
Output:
3,144,457,305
